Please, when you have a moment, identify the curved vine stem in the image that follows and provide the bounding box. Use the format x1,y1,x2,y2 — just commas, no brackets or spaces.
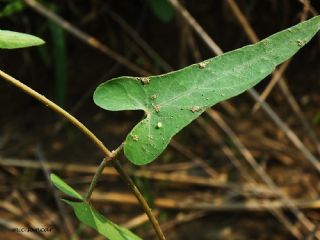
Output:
0,69,166,240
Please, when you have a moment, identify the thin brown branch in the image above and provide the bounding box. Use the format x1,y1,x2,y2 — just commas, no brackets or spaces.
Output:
252,59,291,112
168,0,223,55
226,0,259,43
106,8,172,72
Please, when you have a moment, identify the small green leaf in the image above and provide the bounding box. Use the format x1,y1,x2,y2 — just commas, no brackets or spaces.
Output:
0,0,25,18
64,200,142,240
0,30,45,49
94,16,320,165
147,0,174,22
50,173,83,200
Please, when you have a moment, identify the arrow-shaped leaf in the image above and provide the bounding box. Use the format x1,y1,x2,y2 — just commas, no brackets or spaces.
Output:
94,16,320,165
0,30,44,49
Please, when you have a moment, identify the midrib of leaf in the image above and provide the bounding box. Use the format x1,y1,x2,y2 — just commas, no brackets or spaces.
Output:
156,44,284,108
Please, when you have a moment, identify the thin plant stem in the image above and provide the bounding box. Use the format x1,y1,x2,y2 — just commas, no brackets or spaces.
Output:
112,160,166,240
84,144,124,202
0,69,113,158
0,69,166,240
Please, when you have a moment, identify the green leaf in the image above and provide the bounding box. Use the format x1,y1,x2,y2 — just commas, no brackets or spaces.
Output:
49,21,68,107
94,16,320,165
64,200,142,240
0,0,25,18
147,0,174,22
51,175,141,239
50,173,83,200
0,30,45,49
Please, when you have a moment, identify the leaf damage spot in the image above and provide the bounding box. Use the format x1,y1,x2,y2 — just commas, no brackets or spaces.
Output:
152,103,161,113
296,39,306,47
199,61,208,69
131,134,139,141
137,77,150,85
191,106,201,113
150,94,157,100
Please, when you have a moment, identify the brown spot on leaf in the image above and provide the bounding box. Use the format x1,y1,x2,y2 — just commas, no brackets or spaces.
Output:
132,135,139,141
199,61,208,69
191,106,201,113
296,39,306,47
137,77,150,85
152,103,161,113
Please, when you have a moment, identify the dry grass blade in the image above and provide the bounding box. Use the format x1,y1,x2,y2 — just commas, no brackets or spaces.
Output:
168,0,223,55
13,191,52,238
225,0,259,43
0,218,44,240
91,191,320,211
0,157,276,196
248,89,320,172
170,139,218,178
122,210,159,229
197,114,303,239
145,211,208,238
106,8,172,72
299,0,319,19
206,109,316,233
35,145,77,239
